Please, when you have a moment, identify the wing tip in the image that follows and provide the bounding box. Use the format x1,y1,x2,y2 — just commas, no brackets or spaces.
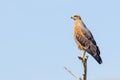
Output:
96,55,102,64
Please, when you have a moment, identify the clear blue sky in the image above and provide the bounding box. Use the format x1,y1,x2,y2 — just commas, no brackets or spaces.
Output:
0,0,120,80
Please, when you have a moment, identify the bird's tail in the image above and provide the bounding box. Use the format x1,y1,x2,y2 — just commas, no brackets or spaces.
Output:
87,45,102,64
93,54,102,64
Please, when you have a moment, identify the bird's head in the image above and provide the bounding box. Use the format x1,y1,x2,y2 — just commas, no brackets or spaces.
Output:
71,14,81,21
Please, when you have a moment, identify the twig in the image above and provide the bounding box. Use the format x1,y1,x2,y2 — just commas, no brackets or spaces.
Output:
64,66,82,80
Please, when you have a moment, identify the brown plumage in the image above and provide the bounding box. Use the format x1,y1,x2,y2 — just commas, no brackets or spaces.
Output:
71,14,102,64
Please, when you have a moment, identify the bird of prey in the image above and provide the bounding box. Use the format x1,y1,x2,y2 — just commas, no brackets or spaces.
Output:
71,14,102,64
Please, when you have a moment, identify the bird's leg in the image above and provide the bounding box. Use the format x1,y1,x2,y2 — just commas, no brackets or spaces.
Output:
81,51,86,60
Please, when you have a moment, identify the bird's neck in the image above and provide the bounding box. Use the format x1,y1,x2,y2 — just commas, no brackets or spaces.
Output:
74,19,83,34
75,19,82,25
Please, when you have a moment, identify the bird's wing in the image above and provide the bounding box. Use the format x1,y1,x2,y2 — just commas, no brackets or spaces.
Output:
76,32,90,49
80,23,100,54
81,23,96,45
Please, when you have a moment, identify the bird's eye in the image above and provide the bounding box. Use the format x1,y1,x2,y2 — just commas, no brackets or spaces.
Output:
74,15,78,17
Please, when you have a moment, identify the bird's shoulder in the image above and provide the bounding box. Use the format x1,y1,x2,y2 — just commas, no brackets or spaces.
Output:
74,20,97,45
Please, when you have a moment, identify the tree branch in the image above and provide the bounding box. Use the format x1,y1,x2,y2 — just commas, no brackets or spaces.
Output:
78,56,88,80
64,66,82,80
64,52,88,80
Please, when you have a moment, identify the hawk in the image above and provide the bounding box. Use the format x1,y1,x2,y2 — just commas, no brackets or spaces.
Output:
71,14,102,64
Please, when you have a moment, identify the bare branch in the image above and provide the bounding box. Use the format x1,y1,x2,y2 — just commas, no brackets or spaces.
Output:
64,52,88,80
64,66,82,80
78,56,88,80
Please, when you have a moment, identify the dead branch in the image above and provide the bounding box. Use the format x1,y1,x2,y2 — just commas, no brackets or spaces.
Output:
64,66,82,80
78,56,88,80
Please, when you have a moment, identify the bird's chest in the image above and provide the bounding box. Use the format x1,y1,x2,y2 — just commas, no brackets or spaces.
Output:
74,26,84,38
74,26,86,49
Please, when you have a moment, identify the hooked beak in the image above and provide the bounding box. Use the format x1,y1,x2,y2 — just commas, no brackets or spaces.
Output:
71,16,73,19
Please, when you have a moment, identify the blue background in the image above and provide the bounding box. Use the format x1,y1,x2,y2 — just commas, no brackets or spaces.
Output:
0,0,120,80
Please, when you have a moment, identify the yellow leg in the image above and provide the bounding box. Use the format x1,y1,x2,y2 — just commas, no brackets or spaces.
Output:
81,51,86,59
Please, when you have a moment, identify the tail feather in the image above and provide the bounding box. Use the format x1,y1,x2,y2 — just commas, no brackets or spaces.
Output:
86,44,102,64
94,54,102,64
